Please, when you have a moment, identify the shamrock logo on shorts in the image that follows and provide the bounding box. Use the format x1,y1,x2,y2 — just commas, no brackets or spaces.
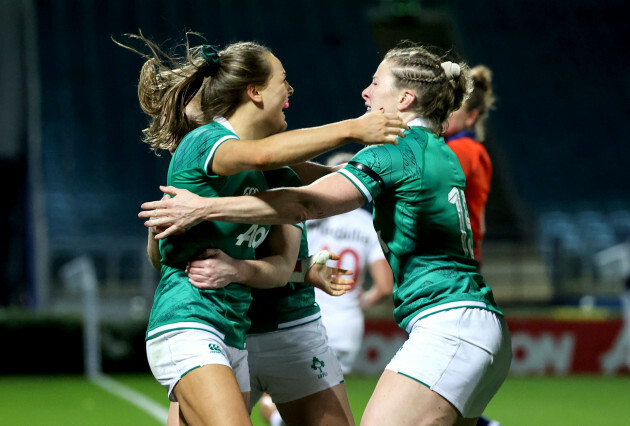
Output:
310,357,325,373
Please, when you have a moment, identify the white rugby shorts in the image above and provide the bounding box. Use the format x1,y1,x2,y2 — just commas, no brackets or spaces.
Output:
320,308,364,374
385,307,512,418
247,319,345,404
146,329,250,402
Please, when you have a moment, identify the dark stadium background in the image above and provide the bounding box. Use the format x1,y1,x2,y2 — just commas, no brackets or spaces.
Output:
1,0,628,374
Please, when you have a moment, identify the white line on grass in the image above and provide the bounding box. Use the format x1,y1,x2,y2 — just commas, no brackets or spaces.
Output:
91,374,168,423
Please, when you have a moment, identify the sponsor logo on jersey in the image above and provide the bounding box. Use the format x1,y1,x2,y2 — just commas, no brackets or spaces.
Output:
208,343,223,355
243,187,259,195
311,356,328,379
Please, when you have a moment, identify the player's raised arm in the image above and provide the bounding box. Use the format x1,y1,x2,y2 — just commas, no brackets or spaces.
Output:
140,172,365,239
211,110,408,176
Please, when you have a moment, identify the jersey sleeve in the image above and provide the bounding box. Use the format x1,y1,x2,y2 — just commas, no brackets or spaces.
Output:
203,135,239,176
337,145,394,203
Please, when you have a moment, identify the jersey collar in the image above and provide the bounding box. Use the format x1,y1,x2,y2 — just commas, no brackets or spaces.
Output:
214,116,237,136
407,117,433,129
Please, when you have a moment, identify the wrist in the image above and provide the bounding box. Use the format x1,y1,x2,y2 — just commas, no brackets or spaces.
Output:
343,119,358,141
236,260,254,283
201,198,214,221
290,250,331,283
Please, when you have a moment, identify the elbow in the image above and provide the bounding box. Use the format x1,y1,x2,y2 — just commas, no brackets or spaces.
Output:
289,199,318,224
249,149,276,170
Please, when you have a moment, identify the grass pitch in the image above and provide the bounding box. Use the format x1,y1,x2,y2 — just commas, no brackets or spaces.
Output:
1,374,629,425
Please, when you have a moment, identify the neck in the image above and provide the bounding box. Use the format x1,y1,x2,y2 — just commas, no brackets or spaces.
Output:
399,112,417,124
226,103,270,140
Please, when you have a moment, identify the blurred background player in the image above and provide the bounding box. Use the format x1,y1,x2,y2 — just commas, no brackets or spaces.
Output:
444,65,496,267
308,151,393,373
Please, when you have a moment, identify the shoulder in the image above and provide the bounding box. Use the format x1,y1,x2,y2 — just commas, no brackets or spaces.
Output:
194,122,238,141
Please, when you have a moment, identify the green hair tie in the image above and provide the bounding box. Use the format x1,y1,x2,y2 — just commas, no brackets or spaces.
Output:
200,45,220,77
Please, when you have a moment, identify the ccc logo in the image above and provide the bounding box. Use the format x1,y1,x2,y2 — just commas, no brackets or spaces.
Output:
243,187,259,195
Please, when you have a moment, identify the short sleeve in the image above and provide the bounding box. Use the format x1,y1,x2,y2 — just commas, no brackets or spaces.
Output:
337,145,394,202
203,135,238,176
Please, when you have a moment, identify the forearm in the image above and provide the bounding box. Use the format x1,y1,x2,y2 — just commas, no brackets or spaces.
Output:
250,121,357,170
235,255,294,289
141,173,365,239
199,188,318,225
230,224,300,288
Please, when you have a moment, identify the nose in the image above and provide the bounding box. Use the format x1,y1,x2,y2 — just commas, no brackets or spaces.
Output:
287,82,294,96
361,86,369,101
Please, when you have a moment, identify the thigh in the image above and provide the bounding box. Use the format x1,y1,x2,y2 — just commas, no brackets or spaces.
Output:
361,370,460,426
147,329,250,401
174,364,252,426
167,402,179,426
276,383,354,426
386,308,510,419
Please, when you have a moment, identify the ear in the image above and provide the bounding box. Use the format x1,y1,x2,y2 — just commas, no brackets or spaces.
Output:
246,84,263,103
398,89,416,111
464,109,480,127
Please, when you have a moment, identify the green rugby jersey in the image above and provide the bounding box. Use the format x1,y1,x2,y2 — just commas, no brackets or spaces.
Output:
247,167,320,335
147,119,271,349
338,118,502,333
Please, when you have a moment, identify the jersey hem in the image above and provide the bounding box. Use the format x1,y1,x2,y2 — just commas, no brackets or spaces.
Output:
146,322,245,348
403,300,498,334
247,312,322,336
396,372,431,389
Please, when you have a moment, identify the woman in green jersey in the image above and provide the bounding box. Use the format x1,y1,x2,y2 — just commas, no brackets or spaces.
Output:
140,41,512,426
183,166,356,426
119,33,405,425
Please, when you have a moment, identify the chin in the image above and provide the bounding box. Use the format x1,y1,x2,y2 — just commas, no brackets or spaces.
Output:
276,119,288,133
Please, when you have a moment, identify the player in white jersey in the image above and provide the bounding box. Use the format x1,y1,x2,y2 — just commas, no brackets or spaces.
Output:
307,152,393,374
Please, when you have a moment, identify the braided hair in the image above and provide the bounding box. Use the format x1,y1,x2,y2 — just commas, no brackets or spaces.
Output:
384,41,472,135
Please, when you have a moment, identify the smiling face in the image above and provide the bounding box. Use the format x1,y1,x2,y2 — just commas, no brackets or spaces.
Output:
361,60,401,113
258,54,294,134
